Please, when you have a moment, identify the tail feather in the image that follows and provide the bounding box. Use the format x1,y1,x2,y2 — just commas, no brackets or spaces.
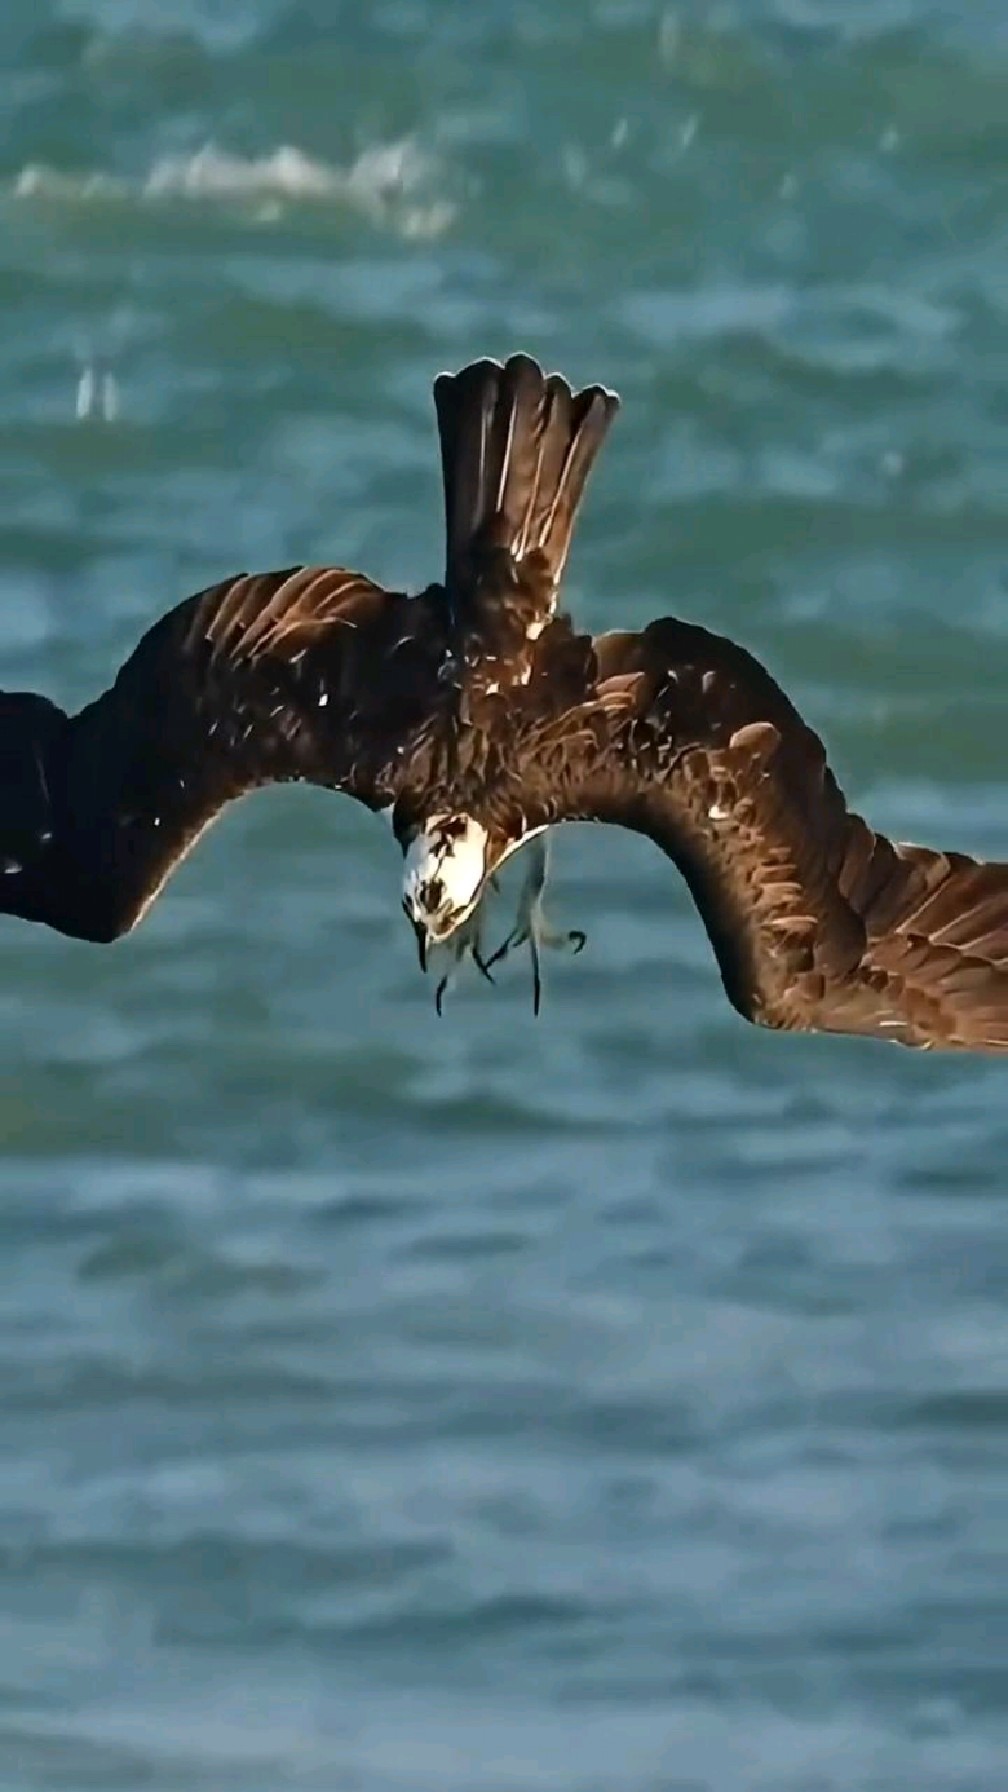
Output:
433,353,619,605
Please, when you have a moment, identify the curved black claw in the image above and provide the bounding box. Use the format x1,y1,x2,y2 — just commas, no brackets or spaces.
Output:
484,930,520,973
435,975,449,1017
471,948,496,986
569,930,587,955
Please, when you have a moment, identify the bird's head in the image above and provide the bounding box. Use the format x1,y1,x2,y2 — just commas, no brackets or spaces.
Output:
401,812,490,968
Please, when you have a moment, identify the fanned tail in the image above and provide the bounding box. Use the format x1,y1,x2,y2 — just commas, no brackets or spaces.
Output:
433,353,619,610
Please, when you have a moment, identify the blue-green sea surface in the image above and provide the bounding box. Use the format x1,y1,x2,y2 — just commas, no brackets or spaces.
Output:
0,3,1006,1788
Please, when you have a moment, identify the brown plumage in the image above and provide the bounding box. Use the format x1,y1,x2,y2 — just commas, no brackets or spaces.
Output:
505,619,1008,1051
433,353,618,688
2,352,1006,1053
1,567,448,943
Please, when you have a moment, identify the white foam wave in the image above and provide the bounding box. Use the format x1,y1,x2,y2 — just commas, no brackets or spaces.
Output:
13,139,456,239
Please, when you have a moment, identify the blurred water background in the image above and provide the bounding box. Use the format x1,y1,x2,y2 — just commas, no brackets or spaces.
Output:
0,2,1006,1787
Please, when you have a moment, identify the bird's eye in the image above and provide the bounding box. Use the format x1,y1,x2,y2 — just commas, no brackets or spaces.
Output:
425,877,444,911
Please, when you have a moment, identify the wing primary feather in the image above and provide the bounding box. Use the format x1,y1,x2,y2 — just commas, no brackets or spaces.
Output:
523,615,1008,1053
0,565,427,945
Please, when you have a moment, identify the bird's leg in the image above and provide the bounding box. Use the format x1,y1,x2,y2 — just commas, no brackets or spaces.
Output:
434,930,468,1017
484,836,586,1014
468,899,496,985
434,963,456,1017
434,897,495,1016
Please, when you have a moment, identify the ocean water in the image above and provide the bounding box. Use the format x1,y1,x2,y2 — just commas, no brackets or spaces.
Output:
1,3,1006,1788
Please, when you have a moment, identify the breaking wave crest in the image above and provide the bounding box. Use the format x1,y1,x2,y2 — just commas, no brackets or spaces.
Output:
13,140,456,239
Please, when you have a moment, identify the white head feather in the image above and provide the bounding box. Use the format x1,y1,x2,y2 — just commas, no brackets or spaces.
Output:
402,814,488,942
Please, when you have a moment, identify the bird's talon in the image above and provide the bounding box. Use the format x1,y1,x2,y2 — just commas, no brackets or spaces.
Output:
484,929,522,972
472,947,495,985
435,976,449,1016
569,929,587,954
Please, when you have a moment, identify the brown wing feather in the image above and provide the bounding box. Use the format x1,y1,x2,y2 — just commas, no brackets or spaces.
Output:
526,617,1008,1053
1,566,445,944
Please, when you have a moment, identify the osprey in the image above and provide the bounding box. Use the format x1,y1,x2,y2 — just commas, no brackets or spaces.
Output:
2,352,1007,1051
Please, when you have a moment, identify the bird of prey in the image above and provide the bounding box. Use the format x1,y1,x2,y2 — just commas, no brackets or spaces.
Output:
2,352,1007,1052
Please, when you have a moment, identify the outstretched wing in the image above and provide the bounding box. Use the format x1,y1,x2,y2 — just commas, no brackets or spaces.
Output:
432,354,618,682
1,566,447,942
519,617,1008,1052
